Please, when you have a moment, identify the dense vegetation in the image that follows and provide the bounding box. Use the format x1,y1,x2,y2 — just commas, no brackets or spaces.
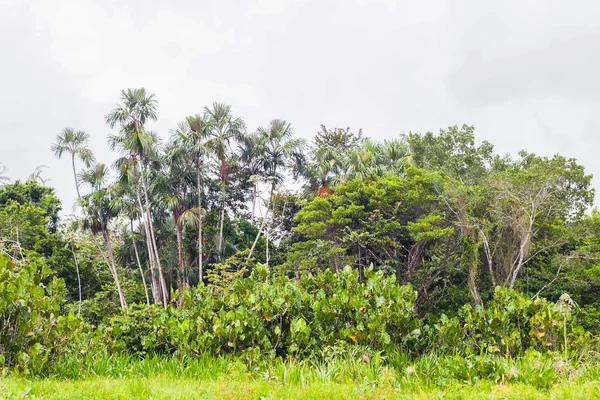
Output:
2,87,600,397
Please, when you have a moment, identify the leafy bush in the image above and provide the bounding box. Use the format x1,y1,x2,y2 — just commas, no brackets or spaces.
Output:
0,255,64,372
101,265,421,358
425,287,593,357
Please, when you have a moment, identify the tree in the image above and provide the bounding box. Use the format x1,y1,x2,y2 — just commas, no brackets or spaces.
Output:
0,179,61,260
106,88,168,307
247,120,305,264
174,114,213,282
110,182,151,305
78,163,127,309
238,131,266,220
154,140,197,290
288,169,445,282
484,152,592,288
301,125,362,196
345,139,408,180
113,154,161,304
203,102,246,258
51,128,95,198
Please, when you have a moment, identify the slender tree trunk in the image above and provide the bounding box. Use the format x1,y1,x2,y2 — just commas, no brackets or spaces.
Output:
251,183,257,220
248,184,275,261
468,242,482,306
70,241,82,316
266,231,270,265
89,231,126,307
130,218,150,306
509,227,532,288
197,163,204,283
266,183,275,265
217,179,226,257
102,228,127,309
71,154,81,198
174,213,187,289
147,211,168,307
136,191,160,304
68,163,82,314
137,158,168,307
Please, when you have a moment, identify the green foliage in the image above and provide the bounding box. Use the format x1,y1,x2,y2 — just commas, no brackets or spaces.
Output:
101,266,420,358
425,287,591,357
0,254,81,373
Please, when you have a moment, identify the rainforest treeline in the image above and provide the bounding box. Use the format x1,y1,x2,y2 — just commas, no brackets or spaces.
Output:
1,88,600,373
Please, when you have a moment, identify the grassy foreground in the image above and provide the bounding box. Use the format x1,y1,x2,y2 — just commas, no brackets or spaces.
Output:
1,376,600,400
2,352,600,399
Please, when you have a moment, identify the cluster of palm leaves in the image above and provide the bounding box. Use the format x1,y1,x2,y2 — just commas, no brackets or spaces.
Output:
299,125,410,194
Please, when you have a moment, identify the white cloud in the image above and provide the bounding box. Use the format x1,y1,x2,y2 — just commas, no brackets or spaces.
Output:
28,0,237,107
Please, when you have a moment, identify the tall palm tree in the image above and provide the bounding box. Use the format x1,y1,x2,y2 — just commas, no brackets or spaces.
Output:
203,103,246,258
174,114,212,282
248,120,305,262
154,140,196,290
110,182,151,305
51,130,95,312
105,88,168,307
239,132,266,220
114,155,161,304
51,128,95,198
78,163,127,309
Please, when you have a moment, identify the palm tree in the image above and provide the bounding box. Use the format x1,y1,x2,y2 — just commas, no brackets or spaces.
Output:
114,154,162,304
174,114,212,282
78,163,127,309
67,234,82,316
110,182,151,305
345,139,408,180
154,140,197,290
248,120,305,262
106,88,168,307
51,128,95,198
203,103,246,258
239,132,267,220
300,125,364,196
51,129,95,312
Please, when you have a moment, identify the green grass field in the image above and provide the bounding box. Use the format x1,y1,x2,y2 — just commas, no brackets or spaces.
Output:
1,376,600,399
2,352,600,399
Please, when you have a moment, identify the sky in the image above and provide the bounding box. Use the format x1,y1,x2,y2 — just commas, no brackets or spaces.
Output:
1,0,600,212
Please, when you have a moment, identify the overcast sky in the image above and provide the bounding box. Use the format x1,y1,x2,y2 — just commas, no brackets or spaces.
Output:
2,0,599,212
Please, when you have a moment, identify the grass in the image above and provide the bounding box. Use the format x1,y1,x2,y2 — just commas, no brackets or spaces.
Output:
2,352,600,399
2,376,600,399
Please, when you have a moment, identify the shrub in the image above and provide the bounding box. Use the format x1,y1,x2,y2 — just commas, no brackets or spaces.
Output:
102,265,421,359
425,287,593,357
0,255,66,372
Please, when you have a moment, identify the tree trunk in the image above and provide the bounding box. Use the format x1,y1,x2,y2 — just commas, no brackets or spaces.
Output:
174,213,187,290
71,154,81,198
251,183,257,220
70,241,82,316
70,156,82,315
217,179,226,257
131,218,150,306
136,192,161,304
89,231,126,308
137,158,168,307
468,243,482,306
102,228,127,309
197,164,204,283
248,184,275,261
